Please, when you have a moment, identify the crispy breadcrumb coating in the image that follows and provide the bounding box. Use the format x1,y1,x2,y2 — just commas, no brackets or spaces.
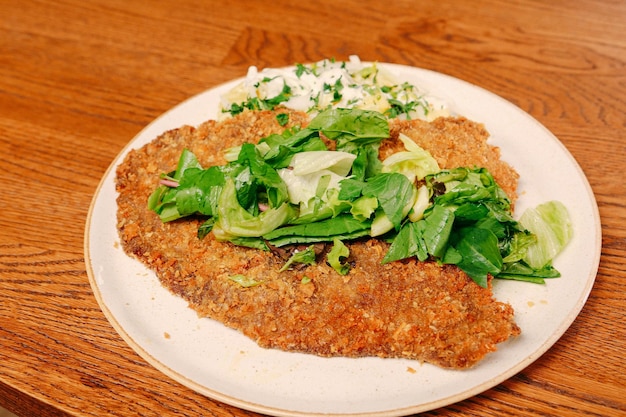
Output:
116,110,520,369
387,117,519,203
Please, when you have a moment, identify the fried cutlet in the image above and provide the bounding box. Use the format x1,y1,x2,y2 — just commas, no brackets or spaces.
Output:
115,110,521,369
387,116,519,203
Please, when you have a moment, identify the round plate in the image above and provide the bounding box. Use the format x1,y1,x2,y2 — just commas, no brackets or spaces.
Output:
84,63,601,416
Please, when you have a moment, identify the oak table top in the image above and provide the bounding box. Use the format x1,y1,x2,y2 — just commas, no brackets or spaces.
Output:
1,1,624,416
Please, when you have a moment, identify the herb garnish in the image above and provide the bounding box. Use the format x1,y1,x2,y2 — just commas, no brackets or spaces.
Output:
220,58,446,120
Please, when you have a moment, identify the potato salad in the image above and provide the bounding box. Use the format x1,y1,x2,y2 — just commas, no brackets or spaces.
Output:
219,56,449,121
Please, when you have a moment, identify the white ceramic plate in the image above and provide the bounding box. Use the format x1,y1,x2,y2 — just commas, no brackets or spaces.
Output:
84,63,601,416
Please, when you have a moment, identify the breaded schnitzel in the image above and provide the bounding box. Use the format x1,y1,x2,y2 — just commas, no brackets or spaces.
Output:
116,109,520,369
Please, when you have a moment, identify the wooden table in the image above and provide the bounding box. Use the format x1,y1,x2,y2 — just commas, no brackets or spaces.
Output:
1,1,624,416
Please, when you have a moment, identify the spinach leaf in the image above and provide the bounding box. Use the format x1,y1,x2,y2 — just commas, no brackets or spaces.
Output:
224,236,269,251
337,178,366,201
382,221,428,263
264,214,371,247
259,128,327,168
362,173,414,230
422,205,454,258
173,148,202,180
308,108,389,150
147,164,226,222
236,143,289,208
454,227,503,287
497,261,560,284
350,144,382,180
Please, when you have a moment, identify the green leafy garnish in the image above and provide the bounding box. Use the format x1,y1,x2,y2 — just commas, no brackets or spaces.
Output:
276,113,289,126
263,215,371,247
280,245,317,272
327,238,350,275
228,82,293,116
308,108,389,150
148,108,572,288
229,274,261,287
519,201,573,269
380,167,571,287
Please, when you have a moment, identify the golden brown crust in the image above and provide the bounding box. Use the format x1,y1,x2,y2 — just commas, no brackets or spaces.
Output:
115,110,520,369
387,117,519,203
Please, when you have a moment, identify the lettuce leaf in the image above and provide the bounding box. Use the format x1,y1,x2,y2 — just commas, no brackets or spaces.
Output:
519,201,573,269
328,238,351,275
214,179,297,238
381,133,440,182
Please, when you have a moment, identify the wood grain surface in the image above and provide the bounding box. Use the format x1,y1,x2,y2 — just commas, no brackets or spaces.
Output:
1,0,625,416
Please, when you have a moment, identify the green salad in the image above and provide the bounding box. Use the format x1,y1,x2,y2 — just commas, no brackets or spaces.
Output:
148,108,572,288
